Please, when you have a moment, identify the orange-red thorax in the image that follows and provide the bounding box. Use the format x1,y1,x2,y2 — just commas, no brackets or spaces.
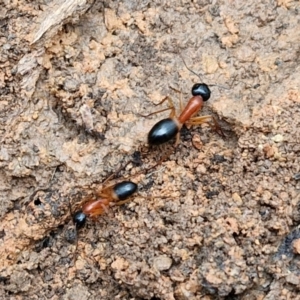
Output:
178,96,204,124
82,198,111,217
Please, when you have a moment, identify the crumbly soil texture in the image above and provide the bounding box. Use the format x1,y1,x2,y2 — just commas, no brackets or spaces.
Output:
1,0,300,299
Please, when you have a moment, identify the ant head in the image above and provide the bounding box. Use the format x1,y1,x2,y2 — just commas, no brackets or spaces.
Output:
73,210,86,230
192,83,211,101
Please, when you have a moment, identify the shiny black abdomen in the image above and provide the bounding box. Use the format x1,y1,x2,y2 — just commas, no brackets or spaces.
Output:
113,181,138,200
73,210,87,229
148,118,179,145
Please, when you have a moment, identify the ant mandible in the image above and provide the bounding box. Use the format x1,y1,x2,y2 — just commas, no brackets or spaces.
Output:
141,59,225,146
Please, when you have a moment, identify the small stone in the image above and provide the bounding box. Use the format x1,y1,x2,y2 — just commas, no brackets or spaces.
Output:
262,191,272,202
263,144,275,158
232,193,243,205
153,255,172,271
293,173,300,180
192,134,203,150
271,134,283,143
205,270,222,285
3,43,11,50
75,259,86,270
286,274,300,285
292,239,300,254
32,112,39,120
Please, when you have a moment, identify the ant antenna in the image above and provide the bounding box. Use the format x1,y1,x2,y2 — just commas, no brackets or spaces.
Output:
179,54,203,82
67,197,80,262
179,53,231,90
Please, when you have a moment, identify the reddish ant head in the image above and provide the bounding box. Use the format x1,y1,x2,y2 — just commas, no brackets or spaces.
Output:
73,210,87,230
192,83,211,101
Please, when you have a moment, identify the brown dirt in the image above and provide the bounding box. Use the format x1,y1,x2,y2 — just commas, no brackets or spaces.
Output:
1,0,300,299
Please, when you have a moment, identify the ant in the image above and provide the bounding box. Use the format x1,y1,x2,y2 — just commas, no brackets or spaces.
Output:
71,156,165,229
68,157,167,258
141,59,225,146
72,180,137,230
68,175,140,260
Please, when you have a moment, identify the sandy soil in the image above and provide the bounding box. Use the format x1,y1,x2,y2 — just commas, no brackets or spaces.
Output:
1,0,300,299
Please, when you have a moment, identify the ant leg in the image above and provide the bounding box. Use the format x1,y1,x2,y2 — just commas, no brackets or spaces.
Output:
127,152,171,178
175,132,181,147
95,184,114,198
71,228,79,262
179,91,183,113
96,153,170,198
114,194,150,206
139,96,176,118
96,203,110,215
138,107,172,117
188,115,212,124
157,96,176,118
65,196,81,262
101,160,133,186
68,197,74,217
114,198,133,206
95,159,140,196
169,86,183,113
102,149,164,190
187,115,225,137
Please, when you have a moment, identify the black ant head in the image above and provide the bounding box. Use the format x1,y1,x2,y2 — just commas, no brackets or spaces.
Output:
192,83,211,101
73,210,86,230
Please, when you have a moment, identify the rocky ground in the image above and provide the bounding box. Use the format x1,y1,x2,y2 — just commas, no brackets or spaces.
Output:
0,0,300,299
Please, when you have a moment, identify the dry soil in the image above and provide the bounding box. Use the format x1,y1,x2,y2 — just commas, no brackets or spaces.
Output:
0,0,300,299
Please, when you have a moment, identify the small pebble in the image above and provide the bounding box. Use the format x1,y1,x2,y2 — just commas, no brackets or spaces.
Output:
272,134,283,143
153,255,172,271
293,173,300,180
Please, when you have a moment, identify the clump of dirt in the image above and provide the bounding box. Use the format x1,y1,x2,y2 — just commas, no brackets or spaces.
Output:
1,0,300,299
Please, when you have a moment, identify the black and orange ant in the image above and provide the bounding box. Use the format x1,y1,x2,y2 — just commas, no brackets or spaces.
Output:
71,156,165,229
67,157,167,258
72,180,138,229
141,59,226,146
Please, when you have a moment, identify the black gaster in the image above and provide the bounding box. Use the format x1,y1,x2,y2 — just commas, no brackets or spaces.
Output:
148,118,179,145
192,83,211,101
113,181,138,201
73,211,87,229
